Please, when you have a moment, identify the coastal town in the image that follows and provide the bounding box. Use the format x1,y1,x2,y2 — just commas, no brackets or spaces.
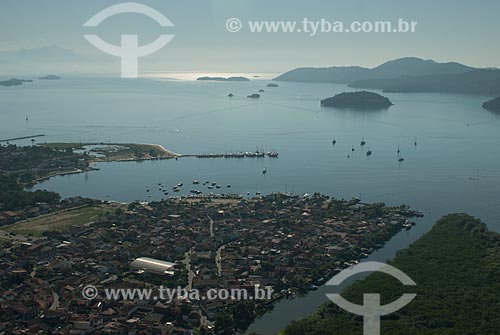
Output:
0,143,424,334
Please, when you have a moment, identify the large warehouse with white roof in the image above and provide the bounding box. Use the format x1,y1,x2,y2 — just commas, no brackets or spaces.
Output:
130,257,176,275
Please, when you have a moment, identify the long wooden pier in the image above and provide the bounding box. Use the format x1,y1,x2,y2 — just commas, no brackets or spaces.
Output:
184,151,279,159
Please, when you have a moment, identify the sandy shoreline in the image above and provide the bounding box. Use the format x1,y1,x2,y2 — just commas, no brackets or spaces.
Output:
141,143,181,157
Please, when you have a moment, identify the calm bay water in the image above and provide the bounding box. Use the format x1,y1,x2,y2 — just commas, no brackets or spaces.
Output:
1,77,500,333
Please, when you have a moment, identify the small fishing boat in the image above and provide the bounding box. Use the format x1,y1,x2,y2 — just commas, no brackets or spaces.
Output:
262,168,267,174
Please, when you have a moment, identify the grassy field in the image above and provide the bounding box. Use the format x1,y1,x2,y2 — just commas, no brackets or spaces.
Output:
0,237,10,245
1,205,114,237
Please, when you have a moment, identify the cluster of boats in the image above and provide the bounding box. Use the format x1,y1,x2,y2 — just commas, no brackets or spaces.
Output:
196,151,279,159
172,194,243,200
146,173,270,199
199,180,232,191
147,180,234,197
175,180,234,194
403,220,417,230
333,137,417,162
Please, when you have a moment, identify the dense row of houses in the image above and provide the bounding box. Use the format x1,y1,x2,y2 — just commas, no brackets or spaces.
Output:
0,193,421,334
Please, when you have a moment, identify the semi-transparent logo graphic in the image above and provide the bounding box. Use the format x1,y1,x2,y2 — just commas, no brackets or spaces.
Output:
326,261,417,335
83,2,174,78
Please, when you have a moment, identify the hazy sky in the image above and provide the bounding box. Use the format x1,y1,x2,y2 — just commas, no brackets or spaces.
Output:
1,0,499,73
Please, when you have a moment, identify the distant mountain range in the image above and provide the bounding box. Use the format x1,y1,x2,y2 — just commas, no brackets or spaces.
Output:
274,57,500,96
0,45,87,76
274,57,475,83
0,45,134,77
0,45,82,64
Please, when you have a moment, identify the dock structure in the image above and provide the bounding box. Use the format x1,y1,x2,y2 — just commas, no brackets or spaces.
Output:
0,134,45,143
185,151,279,159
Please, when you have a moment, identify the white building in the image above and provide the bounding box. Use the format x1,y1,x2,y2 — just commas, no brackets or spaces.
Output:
130,257,176,275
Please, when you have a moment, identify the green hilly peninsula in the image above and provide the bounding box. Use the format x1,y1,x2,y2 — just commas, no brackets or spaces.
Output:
321,91,393,109
349,69,500,95
282,213,500,335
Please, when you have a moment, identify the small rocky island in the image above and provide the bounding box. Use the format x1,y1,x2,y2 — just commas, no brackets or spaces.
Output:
0,78,33,87
267,83,279,87
321,91,393,109
38,75,61,80
482,96,500,112
247,93,261,99
197,76,250,82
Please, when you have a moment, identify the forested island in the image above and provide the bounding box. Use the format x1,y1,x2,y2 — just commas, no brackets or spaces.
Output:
0,78,33,87
38,75,61,80
321,91,393,109
482,96,500,112
282,213,500,335
197,76,250,82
